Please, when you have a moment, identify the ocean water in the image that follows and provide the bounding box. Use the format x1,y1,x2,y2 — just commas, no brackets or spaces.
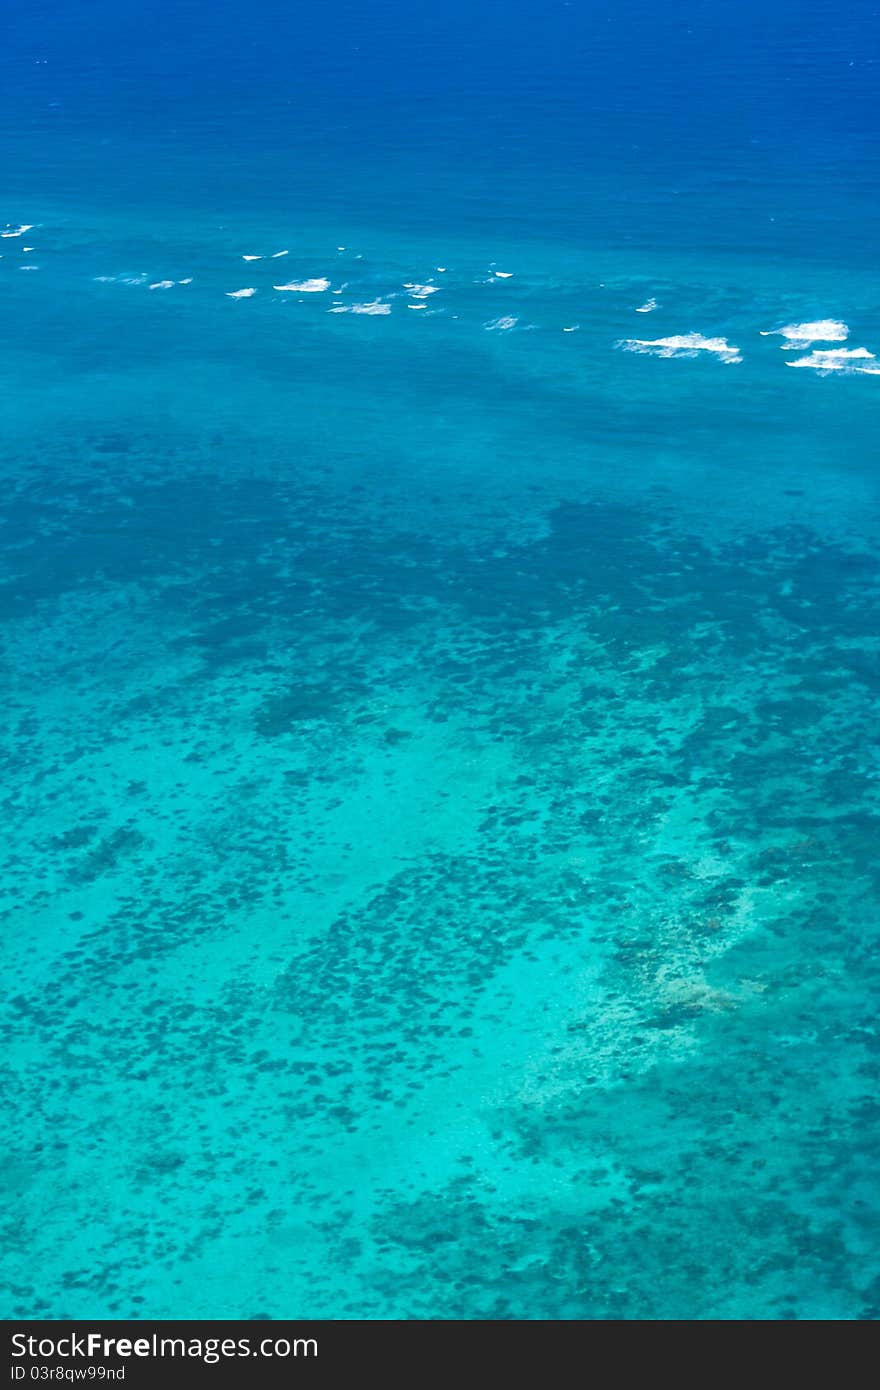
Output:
3,0,880,1320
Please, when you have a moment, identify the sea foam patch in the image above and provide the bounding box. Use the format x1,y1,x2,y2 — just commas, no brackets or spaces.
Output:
484,316,519,331
618,332,742,364
785,346,880,375
350,300,391,315
635,298,659,313
93,273,148,286
328,300,392,316
1,224,33,238
761,320,849,348
274,277,330,292
226,287,257,299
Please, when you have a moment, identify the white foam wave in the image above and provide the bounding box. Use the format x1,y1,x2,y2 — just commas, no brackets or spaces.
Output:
403,283,439,297
328,300,391,316
635,298,659,313
273,277,330,292
271,250,289,258
242,254,262,262
786,347,880,375
351,300,391,315
761,319,849,348
1,224,33,238
618,332,741,364
226,287,256,299
149,280,174,290
484,316,518,331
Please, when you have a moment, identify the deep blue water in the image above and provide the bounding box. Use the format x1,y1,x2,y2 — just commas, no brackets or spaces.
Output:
2,1,880,1319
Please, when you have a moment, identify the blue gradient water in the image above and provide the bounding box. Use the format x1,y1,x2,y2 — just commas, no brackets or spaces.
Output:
2,1,880,1319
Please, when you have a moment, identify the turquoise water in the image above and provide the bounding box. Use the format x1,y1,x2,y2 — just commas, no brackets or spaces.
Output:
3,1,880,1320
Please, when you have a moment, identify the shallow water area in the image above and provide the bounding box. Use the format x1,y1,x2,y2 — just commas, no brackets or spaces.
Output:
2,0,880,1322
